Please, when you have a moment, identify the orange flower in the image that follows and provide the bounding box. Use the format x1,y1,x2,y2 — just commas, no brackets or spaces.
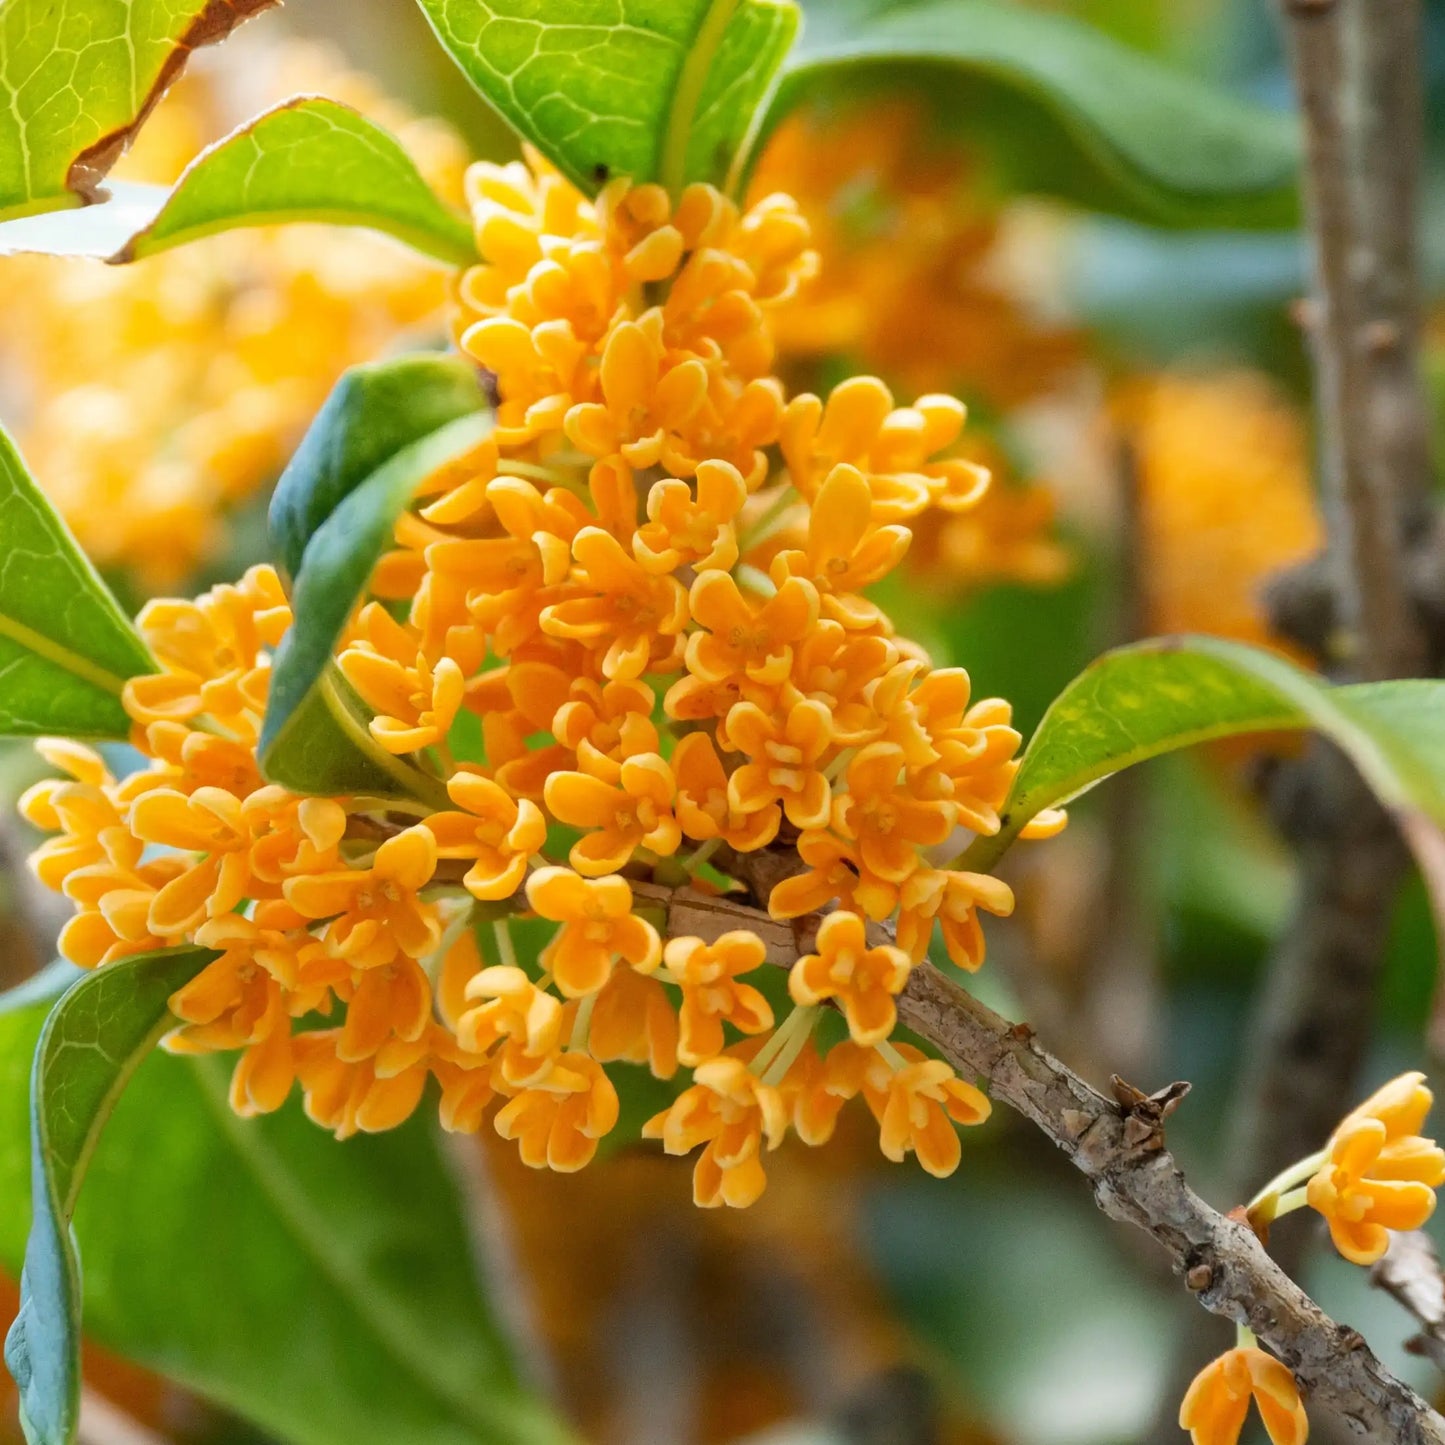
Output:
642,1055,789,1208
1306,1116,1445,1264
1179,1347,1307,1445
129,786,256,935
789,911,911,1047
540,526,688,680
833,742,956,885
661,932,775,1066
587,966,680,1080
296,1030,432,1140
685,571,819,686
544,753,681,876
772,464,910,627
672,731,780,852
493,1052,619,1172
768,832,891,921
564,312,709,476
897,867,1016,970
338,603,470,755
722,697,833,829
124,565,289,734
634,458,748,573
21,774,139,891
425,770,545,900
336,957,433,1062
1337,1070,1436,1142
861,1044,990,1176
456,964,566,1084
285,825,441,969
526,867,662,997
552,676,659,782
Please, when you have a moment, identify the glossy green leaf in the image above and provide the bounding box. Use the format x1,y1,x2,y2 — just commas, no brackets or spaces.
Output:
0,0,276,220
413,0,800,193
114,97,477,264
760,0,1301,227
261,355,491,800
4,948,215,1445
0,426,155,739
0,968,574,1445
962,636,1445,872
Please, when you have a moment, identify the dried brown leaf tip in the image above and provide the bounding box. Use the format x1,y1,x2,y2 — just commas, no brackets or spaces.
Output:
1111,1075,1191,1120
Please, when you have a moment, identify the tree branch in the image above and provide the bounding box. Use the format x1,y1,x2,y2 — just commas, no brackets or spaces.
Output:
635,877,1445,1442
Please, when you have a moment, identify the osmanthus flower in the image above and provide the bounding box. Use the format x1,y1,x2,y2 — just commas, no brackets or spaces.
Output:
22,144,1064,1197
643,1055,790,1208
722,697,835,830
1179,1346,1307,1445
634,457,748,574
338,602,472,754
425,770,546,900
672,732,782,852
493,1052,620,1173
856,1043,992,1177
660,932,775,1066
285,826,442,970
1305,1075,1445,1264
684,571,820,687
789,911,911,1047
526,868,662,998
544,754,682,876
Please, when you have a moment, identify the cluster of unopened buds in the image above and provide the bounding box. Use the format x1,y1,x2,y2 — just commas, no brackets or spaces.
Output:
22,146,1066,1209
1180,1072,1445,1445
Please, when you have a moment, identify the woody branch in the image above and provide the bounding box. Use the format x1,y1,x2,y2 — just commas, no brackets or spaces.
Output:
631,873,1445,1444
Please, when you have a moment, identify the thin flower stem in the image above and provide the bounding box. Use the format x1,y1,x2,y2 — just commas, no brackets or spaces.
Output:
493,919,519,971
738,484,799,555
875,1039,910,1071
684,837,723,873
569,990,598,1053
1237,1324,1258,1351
1274,1186,1311,1217
1247,1148,1328,1214
748,1005,808,1077
759,1006,818,1087
734,564,776,597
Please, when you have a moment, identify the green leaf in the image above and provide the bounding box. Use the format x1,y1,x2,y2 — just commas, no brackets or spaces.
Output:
413,0,800,194
0,426,155,739
112,97,477,265
760,0,1301,228
0,969,574,1445
0,0,277,220
261,355,491,800
962,636,1445,873
4,947,216,1445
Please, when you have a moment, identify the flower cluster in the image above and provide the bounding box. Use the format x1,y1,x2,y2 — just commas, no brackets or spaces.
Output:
1180,1072,1445,1445
24,147,1060,1207
0,43,466,585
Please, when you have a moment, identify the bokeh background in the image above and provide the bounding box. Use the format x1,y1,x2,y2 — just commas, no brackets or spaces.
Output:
1,0,1442,1441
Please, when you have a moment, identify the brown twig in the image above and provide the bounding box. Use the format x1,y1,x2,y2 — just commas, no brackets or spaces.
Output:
624,876,1444,1441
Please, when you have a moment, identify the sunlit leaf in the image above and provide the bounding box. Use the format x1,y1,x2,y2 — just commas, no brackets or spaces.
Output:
963,637,1445,873
0,965,574,1445
3,949,215,1445
0,426,154,739
413,0,799,193
261,354,491,801
0,0,276,220
116,97,477,264
760,0,1301,227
